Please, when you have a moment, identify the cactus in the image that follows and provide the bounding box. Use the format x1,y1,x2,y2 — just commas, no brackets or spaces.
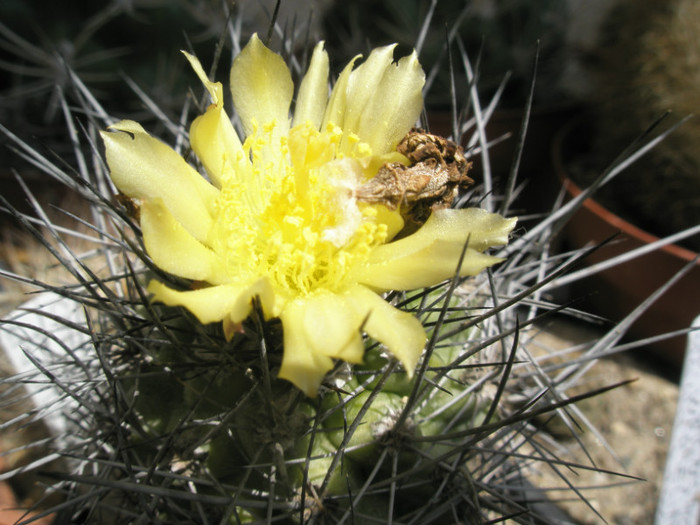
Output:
0,3,685,524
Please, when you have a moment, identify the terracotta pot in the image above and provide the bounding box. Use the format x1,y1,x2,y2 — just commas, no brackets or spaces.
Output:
552,121,700,366
0,456,54,525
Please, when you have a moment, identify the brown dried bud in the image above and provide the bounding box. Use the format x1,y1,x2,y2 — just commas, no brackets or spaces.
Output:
356,128,473,224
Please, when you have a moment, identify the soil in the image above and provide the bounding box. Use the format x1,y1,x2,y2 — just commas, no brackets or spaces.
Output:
527,319,680,524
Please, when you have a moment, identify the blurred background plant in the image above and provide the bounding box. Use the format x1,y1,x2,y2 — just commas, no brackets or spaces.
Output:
579,0,700,252
0,0,592,152
0,0,327,172
322,0,572,109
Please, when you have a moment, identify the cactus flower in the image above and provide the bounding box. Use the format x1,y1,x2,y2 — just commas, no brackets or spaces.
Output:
100,34,516,396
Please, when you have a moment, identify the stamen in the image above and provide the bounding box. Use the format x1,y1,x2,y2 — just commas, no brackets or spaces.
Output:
211,121,388,296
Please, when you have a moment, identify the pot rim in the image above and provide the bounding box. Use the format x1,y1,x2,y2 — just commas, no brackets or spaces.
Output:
552,118,699,263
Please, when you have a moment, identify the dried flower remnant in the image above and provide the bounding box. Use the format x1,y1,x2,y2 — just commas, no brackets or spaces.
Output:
100,35,516,396
357,128,474,224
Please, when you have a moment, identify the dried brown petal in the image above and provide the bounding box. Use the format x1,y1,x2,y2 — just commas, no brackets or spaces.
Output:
356,128,473,224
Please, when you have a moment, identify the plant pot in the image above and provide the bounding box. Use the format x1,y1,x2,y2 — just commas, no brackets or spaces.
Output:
552,121,700,367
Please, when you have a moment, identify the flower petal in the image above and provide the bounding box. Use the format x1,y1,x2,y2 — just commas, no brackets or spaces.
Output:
190,104,248,189
342,45,397,139
345,284,425,376
279,299,336,397
278,283,426,396
358,50,425,155
371,204,405,242
292,41,329,130
100,120,218,242
322,54,359,131
183,52,247,189
230,34,293,137
322,45,424,157
301,292,366,363
355,208,517,290
141,199,227,284
182,51,224,106
148,279,274,325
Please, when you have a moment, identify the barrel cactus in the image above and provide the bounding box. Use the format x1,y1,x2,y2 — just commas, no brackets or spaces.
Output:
0,8,646,525
94,33,520,522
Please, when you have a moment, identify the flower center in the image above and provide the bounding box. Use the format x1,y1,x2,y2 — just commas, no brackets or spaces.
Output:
211,121,389,297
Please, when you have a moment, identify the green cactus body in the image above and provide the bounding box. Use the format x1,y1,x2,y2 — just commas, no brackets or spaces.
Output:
118,281,493,524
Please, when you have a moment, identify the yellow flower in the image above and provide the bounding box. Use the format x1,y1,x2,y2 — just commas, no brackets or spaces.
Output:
100,35,516,396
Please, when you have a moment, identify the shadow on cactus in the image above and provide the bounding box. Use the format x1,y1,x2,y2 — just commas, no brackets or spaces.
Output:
0,6,687,525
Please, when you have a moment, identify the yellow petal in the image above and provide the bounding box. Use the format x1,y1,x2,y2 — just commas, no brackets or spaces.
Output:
355,208,517,290
361,244,502,291
182,52,247,189
230,34,293,137
182,51,224,106
278,284,426,396
322,54,359,131
148,278,274,325
279,299,335,397
371,204,405,242
342,45,397,138
358,50,425,155
140,199,227,284
301,291,366,363
190,104,247,189
345,284,425,376
292,41,330,130
100,120,218,242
